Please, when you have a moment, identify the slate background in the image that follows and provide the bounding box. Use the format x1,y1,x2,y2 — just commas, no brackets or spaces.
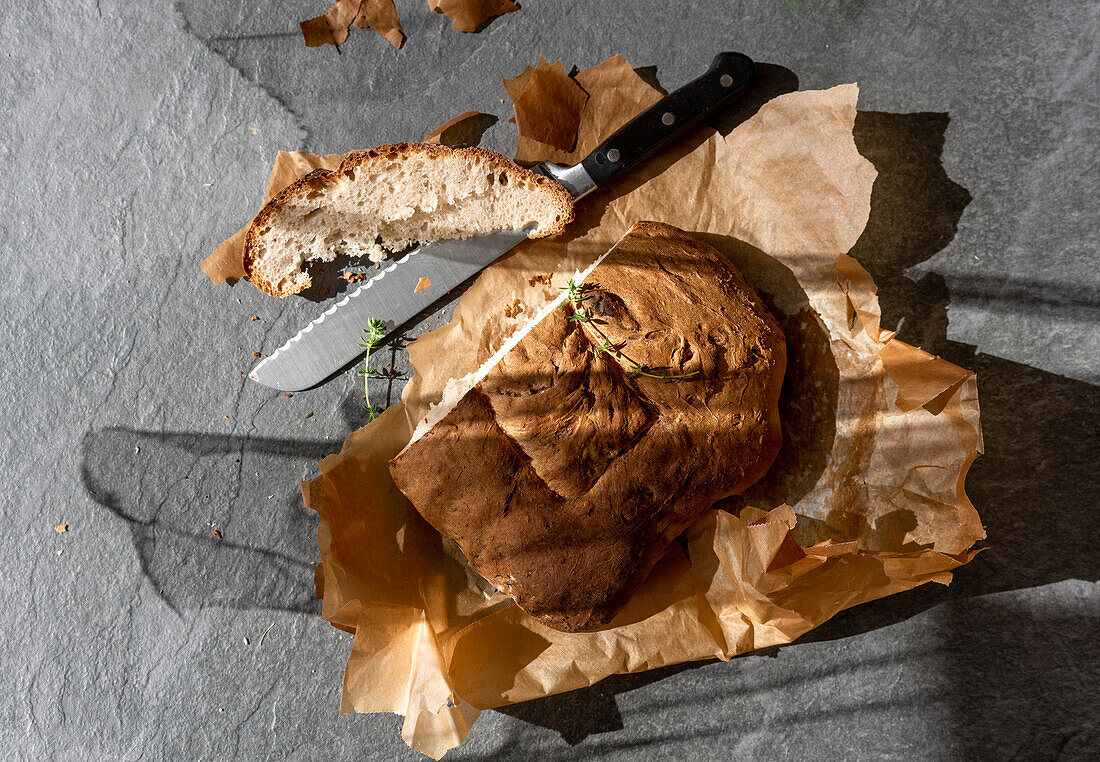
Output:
2,1,1097,759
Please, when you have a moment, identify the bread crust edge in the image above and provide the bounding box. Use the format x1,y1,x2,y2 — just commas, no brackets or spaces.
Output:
243,143,576,297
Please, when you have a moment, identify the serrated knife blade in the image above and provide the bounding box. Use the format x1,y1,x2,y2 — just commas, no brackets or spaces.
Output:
249,227,533,392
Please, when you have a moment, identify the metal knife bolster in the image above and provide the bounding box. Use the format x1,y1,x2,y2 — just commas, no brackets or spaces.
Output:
534,162,597,200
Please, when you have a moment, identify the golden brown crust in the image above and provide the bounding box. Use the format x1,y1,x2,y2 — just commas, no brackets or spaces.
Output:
243,143,576,297
389,222,787,632
243,170,331,297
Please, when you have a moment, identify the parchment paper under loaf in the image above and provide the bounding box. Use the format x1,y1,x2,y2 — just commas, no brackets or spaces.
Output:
232,55,984,758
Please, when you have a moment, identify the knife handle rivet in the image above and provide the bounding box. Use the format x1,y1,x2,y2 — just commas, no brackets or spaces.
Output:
720,74,733,87
606,149,621,163
661,111,675,126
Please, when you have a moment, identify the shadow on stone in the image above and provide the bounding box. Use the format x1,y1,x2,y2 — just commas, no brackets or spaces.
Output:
846,110,972,352
80,428,335,613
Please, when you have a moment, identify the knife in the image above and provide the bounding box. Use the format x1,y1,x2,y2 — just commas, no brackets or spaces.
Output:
251,52,756,392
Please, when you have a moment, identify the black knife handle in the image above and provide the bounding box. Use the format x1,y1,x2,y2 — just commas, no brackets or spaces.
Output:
580,52,756,188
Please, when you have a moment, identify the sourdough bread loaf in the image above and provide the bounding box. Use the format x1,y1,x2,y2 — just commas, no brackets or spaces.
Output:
389,222,786,632
243,143,574,297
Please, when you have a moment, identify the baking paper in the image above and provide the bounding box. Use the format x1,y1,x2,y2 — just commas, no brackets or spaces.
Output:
423,111,497,148
504,57,589,153
428,0,518,33
300,0,404,49
214,54,983,758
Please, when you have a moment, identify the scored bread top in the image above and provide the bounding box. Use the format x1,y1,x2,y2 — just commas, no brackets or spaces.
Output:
389,222,787,632
243,143,575,297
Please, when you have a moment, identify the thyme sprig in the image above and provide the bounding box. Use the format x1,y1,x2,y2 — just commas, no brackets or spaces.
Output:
624,362,699,381
559,278,593,305
357,318,386,420
562,279,597,325
562,282,699,382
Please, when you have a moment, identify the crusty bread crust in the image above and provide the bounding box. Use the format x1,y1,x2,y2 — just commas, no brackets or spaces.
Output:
389,222,787,632
243,143,575,297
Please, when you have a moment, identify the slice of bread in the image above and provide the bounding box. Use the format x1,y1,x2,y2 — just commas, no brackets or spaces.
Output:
243,143,575,297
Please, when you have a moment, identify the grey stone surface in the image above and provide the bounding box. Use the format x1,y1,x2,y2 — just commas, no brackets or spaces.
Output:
1,1,1096,760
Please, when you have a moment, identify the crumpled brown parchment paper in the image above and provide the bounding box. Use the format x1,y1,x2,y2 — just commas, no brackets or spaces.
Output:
428,0,518,33
212,54,984,758
504,57,589,153
300,0,405,50
423,111,497,148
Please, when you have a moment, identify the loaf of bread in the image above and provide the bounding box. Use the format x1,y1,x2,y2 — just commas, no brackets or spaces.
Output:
389,222,787,632
243,143,575,297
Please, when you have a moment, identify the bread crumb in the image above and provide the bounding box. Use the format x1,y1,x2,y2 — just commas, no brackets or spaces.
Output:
54,524,68,534
414,277,431,293
529,273,553,287
251,352,261,358
504,298,524,318
224,416,230,420
284,393,293,398
211,529,222,539
250,315,260,321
